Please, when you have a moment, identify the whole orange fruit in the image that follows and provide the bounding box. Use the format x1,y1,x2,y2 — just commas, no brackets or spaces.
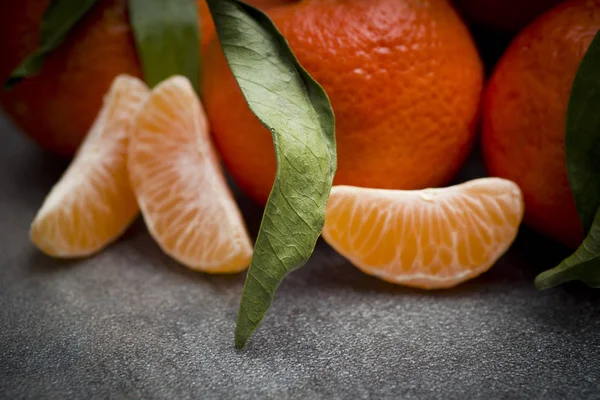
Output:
202,0,484,205
482,0,600,247
453,0,562,32
0,0,291,156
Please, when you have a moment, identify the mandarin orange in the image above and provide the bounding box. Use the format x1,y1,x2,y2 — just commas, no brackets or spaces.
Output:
482,0,600,247
0,0,290,156
202,0,484,205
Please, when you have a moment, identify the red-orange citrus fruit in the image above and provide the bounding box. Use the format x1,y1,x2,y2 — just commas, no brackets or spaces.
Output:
201,0,484,205
0,0,291,156
482,0,600,247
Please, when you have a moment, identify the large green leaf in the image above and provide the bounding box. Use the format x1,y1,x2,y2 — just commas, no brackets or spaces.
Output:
4,0,99,89
565,30,600,235
205,0,336,348
535,207,600,289
128,0,200,91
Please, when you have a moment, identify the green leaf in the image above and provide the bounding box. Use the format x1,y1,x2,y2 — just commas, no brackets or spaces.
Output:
535,207,600,289
205,0,336,348
565,30,600,235
128,0,200,91
4,0,99,89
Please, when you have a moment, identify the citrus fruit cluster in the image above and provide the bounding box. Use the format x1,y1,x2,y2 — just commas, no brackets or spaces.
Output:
3,0,598,289
29,71,524,289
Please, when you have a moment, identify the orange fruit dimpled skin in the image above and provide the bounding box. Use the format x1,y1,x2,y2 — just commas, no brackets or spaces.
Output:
322,178,524,290
128,76,253,273
202,0,484,205
30,75,149,257
482,0,600,247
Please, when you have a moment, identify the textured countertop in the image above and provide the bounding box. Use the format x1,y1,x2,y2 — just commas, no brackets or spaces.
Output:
1,115,599,399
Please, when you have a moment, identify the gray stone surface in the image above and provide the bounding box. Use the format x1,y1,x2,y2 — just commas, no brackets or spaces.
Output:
0,115,599,399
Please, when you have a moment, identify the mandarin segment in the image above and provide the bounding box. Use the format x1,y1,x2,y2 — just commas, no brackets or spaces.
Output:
128,76,252,273
30,75,149,257
322,178,524,289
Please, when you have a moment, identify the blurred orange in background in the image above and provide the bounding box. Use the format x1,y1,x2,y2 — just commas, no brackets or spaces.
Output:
0,0,292,156
482,0,600,247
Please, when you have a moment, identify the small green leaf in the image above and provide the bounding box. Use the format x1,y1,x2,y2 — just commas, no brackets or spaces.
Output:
565,30,600,235
4,0,99,89
128,0,200,91
206,0,336,348
535,207,600,289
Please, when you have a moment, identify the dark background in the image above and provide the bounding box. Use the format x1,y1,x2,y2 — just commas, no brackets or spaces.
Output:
1,17,599,400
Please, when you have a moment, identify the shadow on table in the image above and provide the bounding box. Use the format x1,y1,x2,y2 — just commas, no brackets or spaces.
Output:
25,250,80,274
11,146,69,193
289,225,600,302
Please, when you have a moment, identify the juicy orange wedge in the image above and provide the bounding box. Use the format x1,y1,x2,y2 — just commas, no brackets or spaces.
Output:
128,76,253,273
322,178,524,289
30,75,149,257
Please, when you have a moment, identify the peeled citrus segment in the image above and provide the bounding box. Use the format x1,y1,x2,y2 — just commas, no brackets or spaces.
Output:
30,75,149,257
322,178,524,289
128,76,253,273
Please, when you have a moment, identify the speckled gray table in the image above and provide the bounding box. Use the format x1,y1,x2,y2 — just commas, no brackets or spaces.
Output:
1,114,599,400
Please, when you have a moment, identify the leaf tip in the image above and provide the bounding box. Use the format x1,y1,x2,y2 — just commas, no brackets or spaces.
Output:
534,273,555,291
234,324,250,349
234,335,247,350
